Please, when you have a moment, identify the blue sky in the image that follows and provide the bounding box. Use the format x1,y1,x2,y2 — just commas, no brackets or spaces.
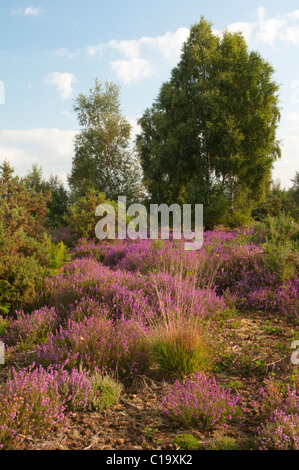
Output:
0,0,298,189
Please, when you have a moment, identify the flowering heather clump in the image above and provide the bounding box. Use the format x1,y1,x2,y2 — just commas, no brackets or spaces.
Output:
252,376,299,449
32,315,113,370
102,238,169,274
33,314,151,383
55,366,95,411
67,296,112,323
70,238,112,262
203,229,242,254
255,410,299,450
241,276,299,319
47,226,79,247
1,306,58,351
253,377,299,418
32,249,225,326
102,243,131,268
116,239,167,273
214,241,299,318
33,257,147,314
0,362,123,449
56,367,123,412
0,365,66,450
148,271,227,320
214,244,265,294
161,373,242,431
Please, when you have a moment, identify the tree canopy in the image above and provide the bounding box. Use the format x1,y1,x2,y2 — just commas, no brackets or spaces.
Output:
68,79,145,204
22,164,69,228
0,161,50,310
136,17,281,228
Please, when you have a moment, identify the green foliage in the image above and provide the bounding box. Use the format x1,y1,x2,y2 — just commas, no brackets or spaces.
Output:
68,79,145,203
46,176,69,228
252,174,299,224
150,322,212,377
262,241,298,284
65,189,118,240
288,171,299,206
174,434,202,450
48,240,72,270
226,209,253,229
88,373,123,412
22,164,69,229
250,213,299,244
0,280,12,315
0,315,9,336
250,212,299,283
8,255,49,309
248,214,299,283
0,161,51,310
58,371,123,412
136,16,280,229
205,435,239,450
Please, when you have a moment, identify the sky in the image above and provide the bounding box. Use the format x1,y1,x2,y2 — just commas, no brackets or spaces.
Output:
0,0,298,189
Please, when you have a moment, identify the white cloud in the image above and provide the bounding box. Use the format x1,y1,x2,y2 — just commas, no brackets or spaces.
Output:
12,6,44,17
110,39,141,59
285,10,299,21
284,112,299,125
111,58,154,84
60,110,71,117
280,25,299,45
86,44,105,57
215,8,299,48
246,7,299,47
50,9,299,87
44,72,77,100
84,27,189,83
24,6,43,16
139,28,189,63
0,129,78,185
110,28,189,83
226,21,256,43
54,48,80,59
256,7,287,47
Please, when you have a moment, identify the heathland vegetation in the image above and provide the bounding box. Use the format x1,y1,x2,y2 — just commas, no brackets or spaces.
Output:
0,17,298,450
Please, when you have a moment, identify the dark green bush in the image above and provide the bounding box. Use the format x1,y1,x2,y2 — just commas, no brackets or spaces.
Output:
0,161,51,311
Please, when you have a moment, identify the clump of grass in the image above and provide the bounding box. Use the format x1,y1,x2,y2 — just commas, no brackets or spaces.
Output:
150,321,212,377
174,434,202,450
206,435,239,450
89,373,123,411
147,258,216,377
57,368,123,412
